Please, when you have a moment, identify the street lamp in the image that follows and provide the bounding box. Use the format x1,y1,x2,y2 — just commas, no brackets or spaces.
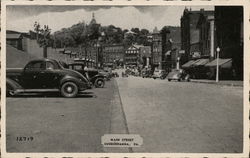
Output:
216,46,220,82
176,57,180,70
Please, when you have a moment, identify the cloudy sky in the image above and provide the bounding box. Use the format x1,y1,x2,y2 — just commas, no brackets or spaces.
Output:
6,5,214,33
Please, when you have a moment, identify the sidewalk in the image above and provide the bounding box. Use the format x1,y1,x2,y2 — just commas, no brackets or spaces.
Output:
191,79,243,87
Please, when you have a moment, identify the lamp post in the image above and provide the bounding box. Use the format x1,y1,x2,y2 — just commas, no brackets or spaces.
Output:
216,46,220,82
176,57,180,70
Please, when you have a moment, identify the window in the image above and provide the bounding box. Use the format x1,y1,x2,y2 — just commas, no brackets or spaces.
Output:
46,62,55,70
46,61,59,70
25,61,44,70
73,65,83,70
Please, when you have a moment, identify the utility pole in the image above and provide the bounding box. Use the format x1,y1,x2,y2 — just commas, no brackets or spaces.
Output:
216,47,220,82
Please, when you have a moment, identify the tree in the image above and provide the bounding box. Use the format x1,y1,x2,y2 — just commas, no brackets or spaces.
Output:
33,22,51,58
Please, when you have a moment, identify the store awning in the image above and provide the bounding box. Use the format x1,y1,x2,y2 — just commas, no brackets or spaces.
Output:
182,60,198,68
205,58,232,68
193,59,210,66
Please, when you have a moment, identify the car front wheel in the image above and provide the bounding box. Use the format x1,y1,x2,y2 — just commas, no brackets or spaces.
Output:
61,82,78,98
95,79,105,88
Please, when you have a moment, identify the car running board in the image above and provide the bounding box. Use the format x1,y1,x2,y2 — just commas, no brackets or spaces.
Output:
11,89,59,95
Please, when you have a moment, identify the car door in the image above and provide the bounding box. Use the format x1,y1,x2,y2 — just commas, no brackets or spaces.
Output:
37,61,61,89
21,61,45,89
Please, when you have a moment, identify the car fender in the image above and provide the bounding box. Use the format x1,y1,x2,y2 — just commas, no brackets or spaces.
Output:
6,77,23,90
91,75,105,80
60,75,82,87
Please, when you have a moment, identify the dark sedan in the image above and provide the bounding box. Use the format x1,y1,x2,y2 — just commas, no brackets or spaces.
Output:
167,69,190,82
68,62,105,88
6,59,91,98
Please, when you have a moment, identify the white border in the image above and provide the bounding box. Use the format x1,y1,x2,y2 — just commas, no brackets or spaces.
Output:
1,0,249,158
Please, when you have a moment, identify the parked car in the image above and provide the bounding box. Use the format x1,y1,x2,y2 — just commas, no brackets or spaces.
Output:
141,68,152,78
152,69,167,79
68,62,105,88
112,72,119,77
98,69,112,81
167,69,190,82
122,72,128,77
6,59,91,98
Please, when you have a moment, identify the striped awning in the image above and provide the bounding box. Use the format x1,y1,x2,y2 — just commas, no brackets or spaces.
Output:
193,59,210,66
205,58,232,68
182,60,198,68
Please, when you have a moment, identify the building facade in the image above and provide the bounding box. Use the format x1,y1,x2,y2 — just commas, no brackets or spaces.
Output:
181,8,214,63
139,46,151,68
215,6,243,80
102,44,125,67
6,33,23,50
152,27,162,68
124,45,143,66
181,7,243,80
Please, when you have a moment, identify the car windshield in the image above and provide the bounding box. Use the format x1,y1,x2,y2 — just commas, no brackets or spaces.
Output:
57,60,67,69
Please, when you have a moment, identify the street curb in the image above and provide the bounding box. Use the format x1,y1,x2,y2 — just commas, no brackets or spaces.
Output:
191,80,243,87
102,79,132,153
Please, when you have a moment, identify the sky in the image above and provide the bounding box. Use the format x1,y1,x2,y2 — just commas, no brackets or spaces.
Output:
6,5,214,33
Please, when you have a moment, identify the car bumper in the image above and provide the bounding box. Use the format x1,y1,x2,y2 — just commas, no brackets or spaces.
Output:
78,81,92,91
152,75,160,78
168,76,180,80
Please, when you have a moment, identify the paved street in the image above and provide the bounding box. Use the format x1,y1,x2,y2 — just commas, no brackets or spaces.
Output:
6,80,128,152
116,74,243,153
6,73,243,153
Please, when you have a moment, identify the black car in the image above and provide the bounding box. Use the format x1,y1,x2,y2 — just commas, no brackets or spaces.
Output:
6,59,91,98
68,62,105,88
167,69,190,82
141,68,152,78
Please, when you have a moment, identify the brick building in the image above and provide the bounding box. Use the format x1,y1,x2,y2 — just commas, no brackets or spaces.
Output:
214,6,243,80
181,7,243,80
181,8,214,63
102,44,125,67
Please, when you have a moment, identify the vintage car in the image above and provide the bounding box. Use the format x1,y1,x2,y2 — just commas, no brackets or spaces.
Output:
152,69,167,80
98,69,112,81
6,59,91,98
167,69,190,82
141,68,152,78
68,62,105,88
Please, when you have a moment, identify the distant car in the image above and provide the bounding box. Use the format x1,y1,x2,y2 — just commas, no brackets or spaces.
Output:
141,68,152,78
98,69,111,81
112,72,119,77
122,72,128,77
167,69,190,82
68,62,105,88
6,59,91,98
152,69,167,80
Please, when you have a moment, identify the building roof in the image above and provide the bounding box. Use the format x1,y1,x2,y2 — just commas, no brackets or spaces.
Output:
125,30,136,34
89,13,97,25
6,33,22,39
